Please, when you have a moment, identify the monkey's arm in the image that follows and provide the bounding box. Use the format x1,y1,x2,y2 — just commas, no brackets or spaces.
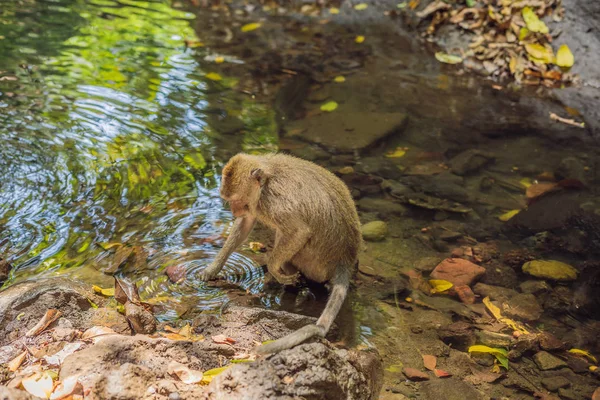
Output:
268,222,310,285
199,215,256,280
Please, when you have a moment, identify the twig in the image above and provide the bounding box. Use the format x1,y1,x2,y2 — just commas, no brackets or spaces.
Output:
549,112,585,128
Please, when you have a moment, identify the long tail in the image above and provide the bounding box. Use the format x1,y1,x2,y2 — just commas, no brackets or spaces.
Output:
255,266,350,354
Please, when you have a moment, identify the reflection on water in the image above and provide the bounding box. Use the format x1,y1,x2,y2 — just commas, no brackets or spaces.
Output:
0,0,275,318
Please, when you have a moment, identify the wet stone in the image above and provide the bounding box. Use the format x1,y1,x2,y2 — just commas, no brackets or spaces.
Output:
421,378,485,400
381,180,414,198
519,280,551,294
533,351,568,370
522,260,579,282
503,293,543,322
437,321,476,351
357,197,408,218
414,257,442,273
430,258,486,287
555,157,587,183
541,376,571,392
473,282,517,302
356,157,403,180
512,334,539,354
475,331,513,348
361,221,388,242
288,145,331,162
558,388,579,400
448,149,494,176
538,332,564,351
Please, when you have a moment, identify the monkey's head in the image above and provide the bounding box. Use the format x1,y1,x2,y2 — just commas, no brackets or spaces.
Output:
220,155,267,218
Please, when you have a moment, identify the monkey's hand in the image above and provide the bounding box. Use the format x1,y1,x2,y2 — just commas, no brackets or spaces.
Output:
269,267,300,286
198,262,222,281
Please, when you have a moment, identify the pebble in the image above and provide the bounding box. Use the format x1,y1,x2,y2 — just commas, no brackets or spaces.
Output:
541,376,570,392
475,330,513,348
473,282,517,302
448,149,494,175
522,260,578,281
169,392,181,400
361,221,388,241
503,293,543,321
533,351,568,370
519,280,551,294
538,332,564,351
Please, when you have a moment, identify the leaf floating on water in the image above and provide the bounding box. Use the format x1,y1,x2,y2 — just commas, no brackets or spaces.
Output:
435,52,463,64
168,361,204,384
385,147,406,158
429,279,453,294
26,309,62,337
524,43,554,64
522,7,549,34
320,101,338,112
354,3,368,10
241,22,262,32
22,372,54,399
92,285,115,297
355,35,365,43
422,355,437,371
201,366,231,384
556,45,574,68
498,209,520,221
329,7,340,14
205,72,223,81
568,348,598,364
8,350,27,372
334,76,346,83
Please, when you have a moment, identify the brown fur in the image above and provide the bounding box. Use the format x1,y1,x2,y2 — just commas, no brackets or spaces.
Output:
199,153,362,353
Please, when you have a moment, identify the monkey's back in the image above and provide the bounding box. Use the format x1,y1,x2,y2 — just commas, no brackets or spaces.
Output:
253,153,361,282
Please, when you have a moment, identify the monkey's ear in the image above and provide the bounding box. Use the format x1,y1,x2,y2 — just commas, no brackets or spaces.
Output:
251,168,267,186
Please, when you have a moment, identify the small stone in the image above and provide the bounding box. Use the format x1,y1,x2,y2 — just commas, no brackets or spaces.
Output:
124,302,157,334
473,282,517,302
356,157,403,180
555,157,586,182
338,166,354,174
437,322,476,351
533,351,568,370
541,376,570,392
565,356,591,373
357,198,407,218
522,260,578,281
449,149,494,175
557,388,579,400
512,334,539,354
414,257,442,273
508,350,522,361
455,285,475,304
402,367,430,381
165,265,186,284
475,331,513,348
361,221,388,242
538,332,564,351
168,393,181,400
430,258,486,287
503,293,543,321
519,280,551,294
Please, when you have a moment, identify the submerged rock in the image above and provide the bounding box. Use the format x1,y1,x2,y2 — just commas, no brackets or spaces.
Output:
357,197,407,218
533,351,567,370
448,149,494,175
0,258,12,285
503,293,543,322
522,260,578,281
541,376,571,392
430,258,485,287
361,221,388,242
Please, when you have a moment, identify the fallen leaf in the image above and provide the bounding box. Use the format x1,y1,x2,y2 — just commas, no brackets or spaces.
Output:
329,7,340,14
8,351,27,372
434,369,452,377
429,279,453,294
483,297,529,334
556,44,574,68
215,56,224,64
212,334,236,345
525,44,554,64
568,348,598,364
526,182,558,199
92,285,115,297
168,361,204,384
201,366,231,384
248,242,266,253
98,242,123,251
43,342,83,366
205,72,222,81
82,326,116,340
469,345,509,369
422,355,437,371
50,375,82,400
354,3,368,10
522,7,548,34
592,388,600,400
320,101,338,112
114,277,141,305
498,209,520,221
241,22,262,32
22,372,54,399
26,309,62,337
355,35,365,43
435,52,463,64
385,147,406,158
333,76,346,83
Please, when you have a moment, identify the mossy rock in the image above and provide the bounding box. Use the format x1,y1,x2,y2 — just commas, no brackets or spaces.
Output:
522,260,578,281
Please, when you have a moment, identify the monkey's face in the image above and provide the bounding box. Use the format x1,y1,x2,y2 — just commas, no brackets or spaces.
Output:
220,158,265,218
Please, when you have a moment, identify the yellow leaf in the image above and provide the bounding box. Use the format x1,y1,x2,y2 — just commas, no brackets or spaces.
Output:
519,178,533,188
320,101,338,112
483,297,503,320
92,285,115,297
241,22,262,32
524,43,554,64
568,348,598,364
519,27,529,41
334,76,346,83
329,7,340,14
522,7,548,34
385,363,404,373
215,56,225,64
468,345,508,358
435,52,463,64
498,209,520,221
429,279,453,294
385,147,406,158
590,366,598,372
22,373,54,399
8,351,27,372
205,72,222,81
201,366,231,384
483,296,530,334
509,57,517,74
354,3,368,10
355,35,365,43
556,44,574,68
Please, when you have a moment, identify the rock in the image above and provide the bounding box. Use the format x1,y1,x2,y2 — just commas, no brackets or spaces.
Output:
475,331,513,348
356,157,403,180
414,257,442,273
507,191,582,233
455,285,475,304
555,157,587,183
381,180,414,198
503,293,543,322
538,332,564,351
541,376,571,392
124,302,157,334
512,334,539,354
449,149,494,175
473,283,517,302
430,258,486,287
357,198,407,218
0,387,38,400
402,367,430,381
565,356,591,373
165,265,187,284
206,113,245,135
533,351,568,370
341,173,383,196
285,111,408,153
86,307,131,335
361,221,388,242
438,321,476,351
421,378,485,400
519,280,551,294
522,260,579,281
289,145,331,162
0,259,12,285
558,388,579,400
338,166,355,174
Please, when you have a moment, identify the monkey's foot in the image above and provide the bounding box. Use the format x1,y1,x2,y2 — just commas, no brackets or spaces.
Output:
271,271,300,286
198,264,222,281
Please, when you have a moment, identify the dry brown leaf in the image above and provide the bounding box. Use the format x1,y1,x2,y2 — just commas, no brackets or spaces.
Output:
81,326,117,340
422,355,437,371
50,375,82,400
416,0,450,18
26,309,62,337
43,342,83,366
8,351,27,372
434,369,452,378
591,387,600,400
212,334,236,345
526,182,559,199
167,361,204,384
114,277,141,305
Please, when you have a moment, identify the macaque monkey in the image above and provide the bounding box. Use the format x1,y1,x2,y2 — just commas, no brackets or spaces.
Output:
200,153,362,354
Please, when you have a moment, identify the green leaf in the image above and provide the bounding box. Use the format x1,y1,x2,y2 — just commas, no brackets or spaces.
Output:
466,0,475,6
320,101,338,112
183,152,206,170
435,52,463,64
522,7,549,34
205,72,222,81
